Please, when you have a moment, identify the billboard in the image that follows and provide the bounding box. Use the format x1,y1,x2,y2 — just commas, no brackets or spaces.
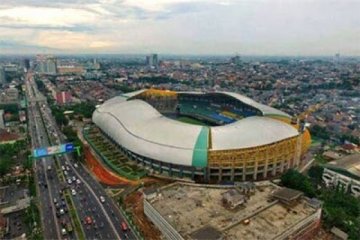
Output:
33,143,74,158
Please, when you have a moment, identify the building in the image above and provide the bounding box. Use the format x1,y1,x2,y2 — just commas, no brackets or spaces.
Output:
0,87,19,104
55,91,72,105
0,129,20,145
230,55,241,64
0,214,8,239
0,67,5,85
37,55,57,74
322,153,360,198
146,54,159,68
143,183,322,240
221,189,246,209
57,65,84,75
22,58,30,72
92,89,311,182
0,110,4,129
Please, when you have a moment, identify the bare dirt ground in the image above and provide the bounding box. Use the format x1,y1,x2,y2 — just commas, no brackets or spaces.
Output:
125,190,162,240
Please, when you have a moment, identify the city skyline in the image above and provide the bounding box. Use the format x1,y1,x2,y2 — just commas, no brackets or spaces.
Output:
0,0,359,56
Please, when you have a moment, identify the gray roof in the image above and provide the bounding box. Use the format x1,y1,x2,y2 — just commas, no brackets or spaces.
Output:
325,153,360,178
272,188,303,202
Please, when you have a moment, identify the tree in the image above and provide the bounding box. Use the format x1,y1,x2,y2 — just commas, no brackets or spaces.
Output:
321,190,360,239
0,158,11,176
308,165,324,185
280,169,316,197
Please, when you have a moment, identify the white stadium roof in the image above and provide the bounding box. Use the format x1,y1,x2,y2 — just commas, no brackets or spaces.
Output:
211,116,298,150
93,99,206,167
92,90,298,167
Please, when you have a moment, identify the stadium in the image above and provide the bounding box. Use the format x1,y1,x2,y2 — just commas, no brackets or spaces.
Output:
91,89,311,182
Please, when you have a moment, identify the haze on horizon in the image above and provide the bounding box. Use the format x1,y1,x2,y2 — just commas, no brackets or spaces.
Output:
0,0,359,56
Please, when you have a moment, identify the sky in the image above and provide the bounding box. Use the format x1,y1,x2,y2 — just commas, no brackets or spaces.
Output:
0,0,359,56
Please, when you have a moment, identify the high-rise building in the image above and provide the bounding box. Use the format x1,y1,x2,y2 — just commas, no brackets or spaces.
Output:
37,55,57,74
0,67,5,84
230,55,241,64
334,53,340,63
146,54,159,68
23,59,30,72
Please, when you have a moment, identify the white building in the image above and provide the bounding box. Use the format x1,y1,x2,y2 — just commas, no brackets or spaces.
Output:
322,153,360,198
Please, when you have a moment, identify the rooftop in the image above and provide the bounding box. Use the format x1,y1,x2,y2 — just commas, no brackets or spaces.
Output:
146,182,320,240
326,153,360,178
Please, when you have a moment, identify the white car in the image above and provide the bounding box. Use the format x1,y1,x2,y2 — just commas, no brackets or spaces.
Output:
76,179,81,185
71,189,76,196
67,178,72,184
61,228,67,236
60,208,65,215
72,176,76,182
61,165,65,171
99,196,105,203
64,171,68,176
74,163,78,168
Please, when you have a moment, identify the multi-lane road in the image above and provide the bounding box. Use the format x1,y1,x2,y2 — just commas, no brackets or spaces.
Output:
26,72,136,240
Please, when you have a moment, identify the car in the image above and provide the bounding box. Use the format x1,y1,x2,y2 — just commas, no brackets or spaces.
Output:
76,179,81,184
61,165,65,171
71,189,76,196
121,221,128,231
64,170,68,176
61,228,67,236
74,163,78,168
66,223,73,233
53,198,57,204
99,196,105,203
84,216,92,225
55,203,60,209
72,176,76,182
59,208,65,215
61,200,66,207
67,178,72,184
66,166,70,171
61,219,67,226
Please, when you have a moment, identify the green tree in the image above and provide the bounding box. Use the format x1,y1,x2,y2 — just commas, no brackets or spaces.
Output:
280,169,316,197
308,165,324,185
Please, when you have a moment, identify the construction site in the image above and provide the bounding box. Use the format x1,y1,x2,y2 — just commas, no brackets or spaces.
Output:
144,182,322,240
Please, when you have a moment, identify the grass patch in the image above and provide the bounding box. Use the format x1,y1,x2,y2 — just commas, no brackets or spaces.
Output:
311,136,323,147
24,201,43,240
64,191,85,240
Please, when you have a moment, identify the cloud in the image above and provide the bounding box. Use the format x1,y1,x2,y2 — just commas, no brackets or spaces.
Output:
0,0,359,55
0,40,59,54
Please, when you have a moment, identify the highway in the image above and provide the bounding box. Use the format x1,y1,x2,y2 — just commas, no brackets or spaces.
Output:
26,72,136,240
26,75,75,240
